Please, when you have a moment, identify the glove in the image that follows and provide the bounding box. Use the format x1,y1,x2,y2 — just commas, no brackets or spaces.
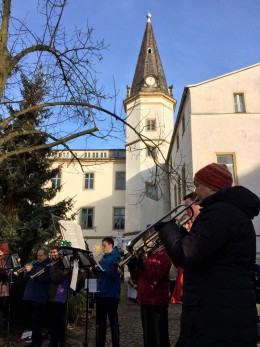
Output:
92,265,103,276
156,219,176,231
179,224,189,236
44,265,50,273
128,256,146,271
158,219,180,240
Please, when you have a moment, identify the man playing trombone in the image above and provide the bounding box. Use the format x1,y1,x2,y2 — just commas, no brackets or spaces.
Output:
48,247,70,347
128,225,172,347
159,163,260,347
23,247,51,347
171,192,200,304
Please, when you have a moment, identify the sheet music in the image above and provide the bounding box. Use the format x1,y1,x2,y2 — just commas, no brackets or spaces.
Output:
85,278,98,293
127,284,137,299
21,331,32,339
70,259,79,291
59,220,86,250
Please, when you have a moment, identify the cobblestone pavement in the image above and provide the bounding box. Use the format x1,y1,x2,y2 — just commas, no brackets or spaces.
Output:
1,283,182,347
66,283,182,347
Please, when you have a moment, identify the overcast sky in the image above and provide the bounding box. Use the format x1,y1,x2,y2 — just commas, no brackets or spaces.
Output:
13,0,260,149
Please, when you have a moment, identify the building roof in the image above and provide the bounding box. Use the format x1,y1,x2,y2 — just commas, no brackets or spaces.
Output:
129,13,170,98
186,62,260,88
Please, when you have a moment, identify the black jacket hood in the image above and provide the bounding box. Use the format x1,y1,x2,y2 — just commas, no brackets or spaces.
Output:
202,186,260,220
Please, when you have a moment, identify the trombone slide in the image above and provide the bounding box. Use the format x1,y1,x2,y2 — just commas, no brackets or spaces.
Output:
30,259,60,279
13,260,37,276
116,198,198,270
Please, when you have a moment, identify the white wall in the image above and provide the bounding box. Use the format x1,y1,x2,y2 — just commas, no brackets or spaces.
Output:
124,92,175,233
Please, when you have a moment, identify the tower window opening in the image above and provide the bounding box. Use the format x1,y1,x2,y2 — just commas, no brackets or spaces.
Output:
147,48,152,54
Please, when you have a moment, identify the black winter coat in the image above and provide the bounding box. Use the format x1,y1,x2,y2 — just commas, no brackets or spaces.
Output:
159,186,260,347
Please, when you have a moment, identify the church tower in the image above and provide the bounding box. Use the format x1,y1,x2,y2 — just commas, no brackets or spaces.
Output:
123,13,176,235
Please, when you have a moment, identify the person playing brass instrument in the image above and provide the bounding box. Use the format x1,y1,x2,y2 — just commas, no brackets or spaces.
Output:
159,163,260,347
95,237,121,347
128,225,172,347
23,247,51,347
171,192,200,305
48,247,70,347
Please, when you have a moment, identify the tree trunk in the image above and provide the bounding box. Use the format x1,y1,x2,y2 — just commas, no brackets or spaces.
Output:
0,0,12,99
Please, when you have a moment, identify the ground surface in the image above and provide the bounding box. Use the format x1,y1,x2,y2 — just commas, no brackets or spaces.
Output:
0,283,182,347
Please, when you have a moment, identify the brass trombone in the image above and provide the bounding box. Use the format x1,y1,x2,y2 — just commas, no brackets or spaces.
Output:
30,259,60,279
13,260,37,276
116,198,198,270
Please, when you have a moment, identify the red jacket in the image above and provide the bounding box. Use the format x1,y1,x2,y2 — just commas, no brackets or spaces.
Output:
130,245,171,306
171,267,183,304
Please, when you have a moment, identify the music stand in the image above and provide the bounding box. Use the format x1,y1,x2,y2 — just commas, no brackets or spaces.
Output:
0,244,21,347
59,246,97,347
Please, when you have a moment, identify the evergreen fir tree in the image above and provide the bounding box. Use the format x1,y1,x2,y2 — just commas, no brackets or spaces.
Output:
0,73,74,263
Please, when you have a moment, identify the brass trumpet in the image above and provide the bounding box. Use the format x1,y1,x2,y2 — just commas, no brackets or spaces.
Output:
116,198,198,270
13,260,37,276
30,259,60,279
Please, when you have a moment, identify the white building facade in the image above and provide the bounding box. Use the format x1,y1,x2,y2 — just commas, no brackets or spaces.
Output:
51,149,126,252
168,63,260,252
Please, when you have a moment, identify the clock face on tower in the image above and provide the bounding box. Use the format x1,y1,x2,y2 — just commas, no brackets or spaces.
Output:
145,75,156,86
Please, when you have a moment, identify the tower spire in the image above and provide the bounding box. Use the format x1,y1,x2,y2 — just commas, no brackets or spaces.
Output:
130,13,170,98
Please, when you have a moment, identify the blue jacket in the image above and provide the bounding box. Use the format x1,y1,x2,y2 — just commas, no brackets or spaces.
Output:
96,247,121,299
23,258,51,304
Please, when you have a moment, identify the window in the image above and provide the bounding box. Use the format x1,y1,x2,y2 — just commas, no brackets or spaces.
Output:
234,93,245,113
146,182,158,200
85,173,94,189
146,119,156,131
115,172,126,190
147,146,156,158
216,154,236,185
114,208,125,229
109,150,126,158
52,173,61,188
147,47,152,54
81,208,93,228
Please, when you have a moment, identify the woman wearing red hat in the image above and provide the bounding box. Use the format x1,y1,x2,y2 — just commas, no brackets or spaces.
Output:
159,163,260,347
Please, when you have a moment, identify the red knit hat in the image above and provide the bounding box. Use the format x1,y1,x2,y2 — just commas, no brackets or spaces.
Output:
194,163,233,191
